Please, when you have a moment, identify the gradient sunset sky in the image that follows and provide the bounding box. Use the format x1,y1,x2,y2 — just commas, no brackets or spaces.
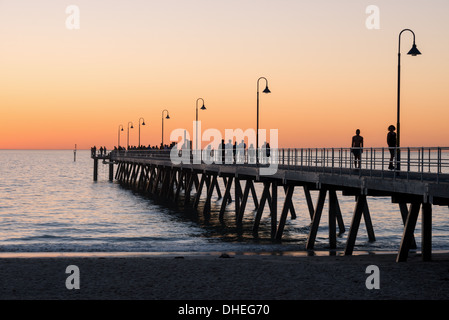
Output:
1,0,448,149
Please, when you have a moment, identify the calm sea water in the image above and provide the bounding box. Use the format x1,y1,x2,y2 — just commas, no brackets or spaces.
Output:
1,150,448,254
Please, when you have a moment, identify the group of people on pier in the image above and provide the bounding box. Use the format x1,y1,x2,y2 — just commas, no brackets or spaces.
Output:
109,139,272,164
114,142,176,151
90,146,108,157
350,124,397,169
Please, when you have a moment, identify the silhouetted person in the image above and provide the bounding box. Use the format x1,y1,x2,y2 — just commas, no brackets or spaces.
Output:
351,129,363,168
261,142,267,164
387,125,397,170
236,140,245,163
226,139,233,164
220,139,225,164
266,142,270,164
248,143,255,164
233,141,237,163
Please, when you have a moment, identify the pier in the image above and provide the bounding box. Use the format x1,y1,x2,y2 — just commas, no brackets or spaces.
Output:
92,147,449,262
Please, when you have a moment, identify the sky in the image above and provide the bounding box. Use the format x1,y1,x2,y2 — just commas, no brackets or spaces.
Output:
0,0,448,149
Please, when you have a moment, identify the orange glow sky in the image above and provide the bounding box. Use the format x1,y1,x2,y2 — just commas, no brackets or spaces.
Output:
1,0,448,149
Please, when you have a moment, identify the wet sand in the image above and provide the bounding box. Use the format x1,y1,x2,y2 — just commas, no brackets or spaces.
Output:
1,252,449,300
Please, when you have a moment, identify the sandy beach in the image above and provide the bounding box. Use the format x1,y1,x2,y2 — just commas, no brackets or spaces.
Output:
1,251,449,301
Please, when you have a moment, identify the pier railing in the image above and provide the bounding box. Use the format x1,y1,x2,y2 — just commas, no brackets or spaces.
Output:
111,146,449,182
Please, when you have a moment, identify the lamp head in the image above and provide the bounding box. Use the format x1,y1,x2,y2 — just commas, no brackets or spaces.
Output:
121,128,124,131
407,43,421,56
200,104,206,110
263,86,271,94
166,114,170,119
142,121,146,126
131,125,134,129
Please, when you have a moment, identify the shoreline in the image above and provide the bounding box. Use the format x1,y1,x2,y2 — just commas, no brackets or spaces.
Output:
1,251,449,300
2,249,448,258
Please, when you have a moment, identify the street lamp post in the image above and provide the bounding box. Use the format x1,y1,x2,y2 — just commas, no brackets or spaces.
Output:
138,117,146,148
118,124,124,149
396,29,421,170
256,77,271,164
196,98,206,154
127,121,134,150
162,109,170,147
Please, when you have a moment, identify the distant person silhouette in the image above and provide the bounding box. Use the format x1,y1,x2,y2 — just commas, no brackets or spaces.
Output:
220,139,225,164
266,142,270,163
351,129,363,168
226,139,233,164
261,142,267,164
248,143,255,164
387,125,397,170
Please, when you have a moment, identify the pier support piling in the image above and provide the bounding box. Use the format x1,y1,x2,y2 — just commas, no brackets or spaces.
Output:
397,202,421,262
93,158,98,181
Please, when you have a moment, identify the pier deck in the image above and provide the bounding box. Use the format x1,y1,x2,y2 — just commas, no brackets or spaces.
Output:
92,147,449,262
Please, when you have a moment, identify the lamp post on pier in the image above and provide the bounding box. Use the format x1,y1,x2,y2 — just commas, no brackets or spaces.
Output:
127,121,134,150
118,124,124,149
138,117,146,148
256,77,271,164
162,109,170,147
195,98,206,155
396,29,421,170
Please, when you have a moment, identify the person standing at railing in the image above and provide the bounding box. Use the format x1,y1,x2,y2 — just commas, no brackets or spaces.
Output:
387,125,397,170
248,144,256,164
351,129,363,168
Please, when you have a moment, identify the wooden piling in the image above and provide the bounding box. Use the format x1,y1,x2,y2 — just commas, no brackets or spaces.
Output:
397,202,421,262
93,158,98,181
306,189,327,250
109,162,114,181
344,194,367,256
399,203,417,249
253,182,271,234
328,189,337,249
276,184,295,240
271,181,277,239
422,202,432,261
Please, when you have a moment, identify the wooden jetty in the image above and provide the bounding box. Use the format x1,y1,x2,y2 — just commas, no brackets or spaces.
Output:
92,147,449,262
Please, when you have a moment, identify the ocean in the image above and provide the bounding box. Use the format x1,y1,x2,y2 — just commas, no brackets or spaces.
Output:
1,150,448,254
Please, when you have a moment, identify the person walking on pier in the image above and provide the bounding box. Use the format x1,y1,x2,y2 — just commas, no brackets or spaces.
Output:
387,125,397,170
351,129,363,168
220,139,225,164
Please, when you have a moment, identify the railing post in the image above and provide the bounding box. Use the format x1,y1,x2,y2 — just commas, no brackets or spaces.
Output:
332,148,334,172
295,148,298,168
381,148,384,178
421,147,424,179
407,148,411,172
339,148,342,174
